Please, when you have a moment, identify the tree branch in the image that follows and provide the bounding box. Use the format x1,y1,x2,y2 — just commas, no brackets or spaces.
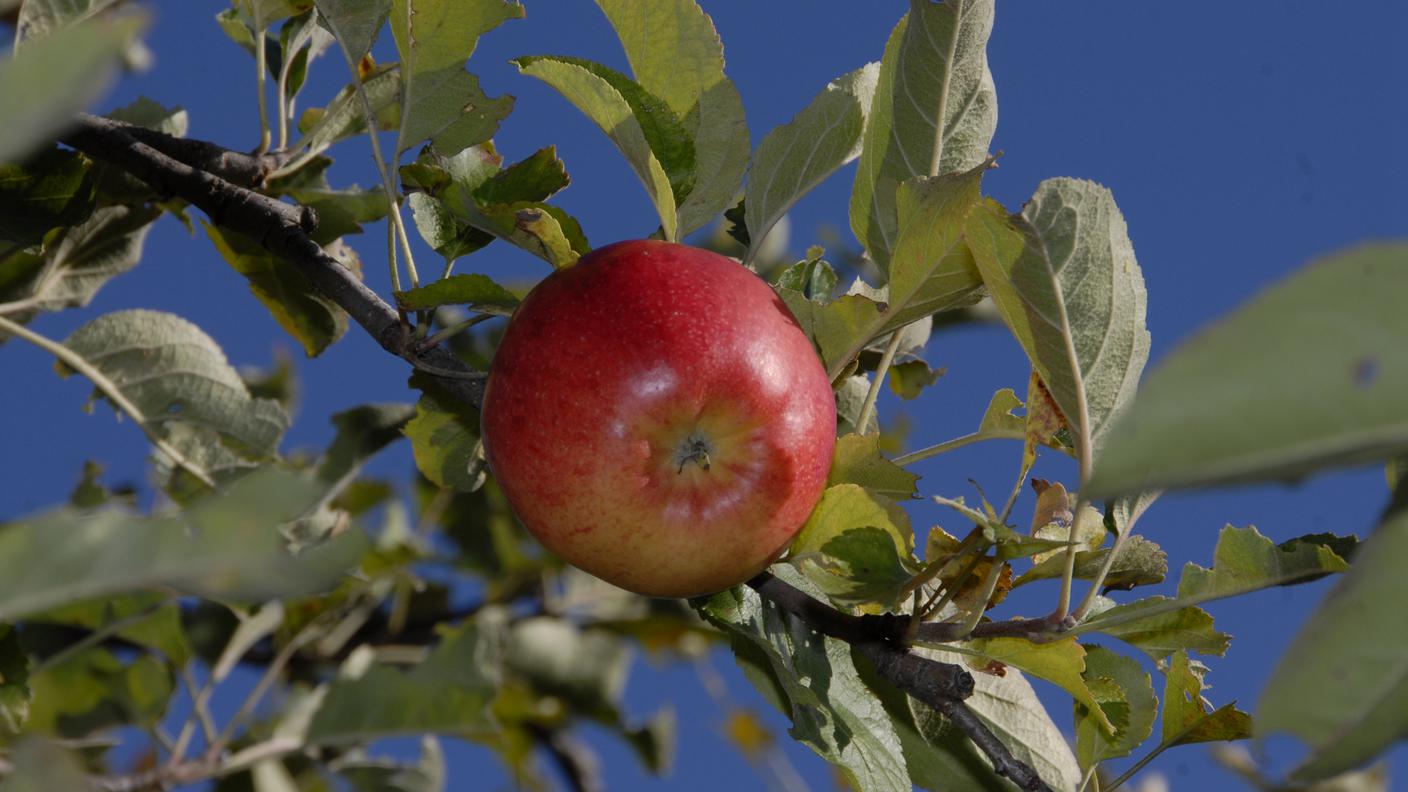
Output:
58,113,485,409
746,573,1052,792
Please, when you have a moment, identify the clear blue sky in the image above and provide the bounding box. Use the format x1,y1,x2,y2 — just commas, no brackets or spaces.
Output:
2,1,1406,789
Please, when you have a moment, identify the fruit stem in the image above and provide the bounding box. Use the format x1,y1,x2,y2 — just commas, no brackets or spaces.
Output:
675,436,714,474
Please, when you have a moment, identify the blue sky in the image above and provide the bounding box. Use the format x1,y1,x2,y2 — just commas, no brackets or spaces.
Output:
2,1,1406,789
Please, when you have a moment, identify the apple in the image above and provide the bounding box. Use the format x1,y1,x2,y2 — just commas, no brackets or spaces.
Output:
480,239,836,597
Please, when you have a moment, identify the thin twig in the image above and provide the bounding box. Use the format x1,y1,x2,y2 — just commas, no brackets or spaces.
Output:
892,427,1026,466
1071,493,1158,622
0,315,217,488
855,328,905,434
1053,495,1091,623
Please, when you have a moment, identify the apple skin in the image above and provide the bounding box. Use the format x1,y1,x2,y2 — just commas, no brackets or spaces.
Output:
480,239,836,598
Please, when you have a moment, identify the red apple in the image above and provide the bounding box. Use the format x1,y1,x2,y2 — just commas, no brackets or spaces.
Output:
480,240,836,597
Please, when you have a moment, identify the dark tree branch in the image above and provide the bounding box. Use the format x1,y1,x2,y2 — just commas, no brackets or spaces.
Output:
59,113,485,408
747,573,1052,791
96,118,291,188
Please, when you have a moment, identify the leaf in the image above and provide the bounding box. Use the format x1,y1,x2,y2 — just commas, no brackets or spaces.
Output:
696,568,913,792
0,626,30,734
26,647,173,735
313,0,390,61
205,222,350,357
315,403,416,489
504,617,629,721
1015,534,1167,591
296,64,402,156
0,147,95,246
0,15,146,163
59,309,290,459
107,95,188,136
390,0,520,159
788,484,914,607
1089,242,1408,497
394,273,518,314
827,433,919,501
1258,492,1408,781
966,182,1149,463
1074,644,1157,769
960,637,1114,734
1075,597,1230,661
15,0,122,45
0,469,366,621
887,359,942,400
338,737,446,792
307,614,505,743
835,374,879,436
0,739,93,792
513,55,678,240
472,146,571,205
0,204,159,331
744,63,878,265
1175,525,1350,601
1162,649,1253,746
978,387,1025,436
774,250,838,301
404,382,486,492
593,0,748,237
463,201,583,269
284,186,389,243
850,0,996,271
32,593,193,665
777,290,887,374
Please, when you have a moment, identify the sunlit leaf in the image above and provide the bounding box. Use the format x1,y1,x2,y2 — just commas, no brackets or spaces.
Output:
1162,649,1252,746
827,433,919,502
404,383,486,492
960,637,1114,734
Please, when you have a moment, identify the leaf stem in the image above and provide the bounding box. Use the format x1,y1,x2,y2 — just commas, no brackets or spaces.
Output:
421,312,496,349
958,552,1006,636
253,24,272,155
893,428,1026,466
855,329,905,434
1072,495,1156,622
0,315,217,489
1053,495,1090,622
274,36,293,150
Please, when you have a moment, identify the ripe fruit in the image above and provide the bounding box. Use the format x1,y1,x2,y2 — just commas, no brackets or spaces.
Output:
481,240,836,597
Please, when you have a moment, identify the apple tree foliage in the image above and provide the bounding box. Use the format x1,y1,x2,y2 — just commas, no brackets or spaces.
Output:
0,0,1405,790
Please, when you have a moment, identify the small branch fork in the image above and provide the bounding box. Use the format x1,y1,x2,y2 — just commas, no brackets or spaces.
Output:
52,116,1052,792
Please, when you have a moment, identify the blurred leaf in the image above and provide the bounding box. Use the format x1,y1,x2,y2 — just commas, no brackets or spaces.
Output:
0,626,30,734
0,739,92,792
960,637,1114,734
313,0,390,62
1016,535,1167,591
404,384,485,493
1074,644,1156,769
513,55,678,240
851,0,996,270
107,95,188,136
315,403,416,488
0,147,95,246
888,360,942,400
308,614,505,743
0,468,366,620
0,15,145,163
205,222,350,357
505,618,629,722
1089,242,1408,497
59,309,290,456
15,0,121,45
0,205,159,331
966,183,1149,462
724,708,772,758
744,63,878,264
389,0,519,159
593,0,748,236
237,0,314,27
27,648,173,735
1259,492,1408,782
338,736,445,792
241,351,300,413
827,433,918,501
1162,649,1252,746
34,593,192,665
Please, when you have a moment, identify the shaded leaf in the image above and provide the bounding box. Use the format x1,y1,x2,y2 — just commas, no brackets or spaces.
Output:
851,0,996,270
0,468,366,620
888,360,943,400
307,614,505,743
505,617,629,722
404,383,485,492
27,647,173,734
1258,492,1408,781
0,626,30,734
33,593,192,665
472,146,570,205
313,0,390,62
1089,242,1408,496
744,63,878,264
1075,644,1156,769
0,147,95,246
296,63,401,155
774,250,838,302
1162,649,1253,746
394,273,518,314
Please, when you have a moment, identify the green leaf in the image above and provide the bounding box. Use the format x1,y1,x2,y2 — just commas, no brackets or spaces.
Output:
15,0,121,45
888,359,943,400
237,0,314,27
1075,644,1157,769
834,374,878,437
774,251,838,302
696,568,913,792
0,147,95,246
404,382,486,492
960,637,1115,734
461,201,583,269
777,290,887,375
978,387,1025,436
593,0,748,236
0,204,159,331
33,593,193,665
850,0,996,271
513,55,678,240
0,468,366,621
1089,242,1408,497
284,186,389,243
788,485,914,607
1014,534,1168,590
827,433,919,501
1258,493,1408,781
205,222,350,357
966,182,1149,461
1162,649,1253,746
390,0,520,159
0,740,92,792
1075,597,1229,661
296,63,402,156
0,626,30,734
313,0,390,62
395,274,518,314
107,95,188,136
315,403,416,489
744,63,878,265
472,146,571,205
27,647,173,734
338,737,445,792
307,614,505,743
0,15,146,163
